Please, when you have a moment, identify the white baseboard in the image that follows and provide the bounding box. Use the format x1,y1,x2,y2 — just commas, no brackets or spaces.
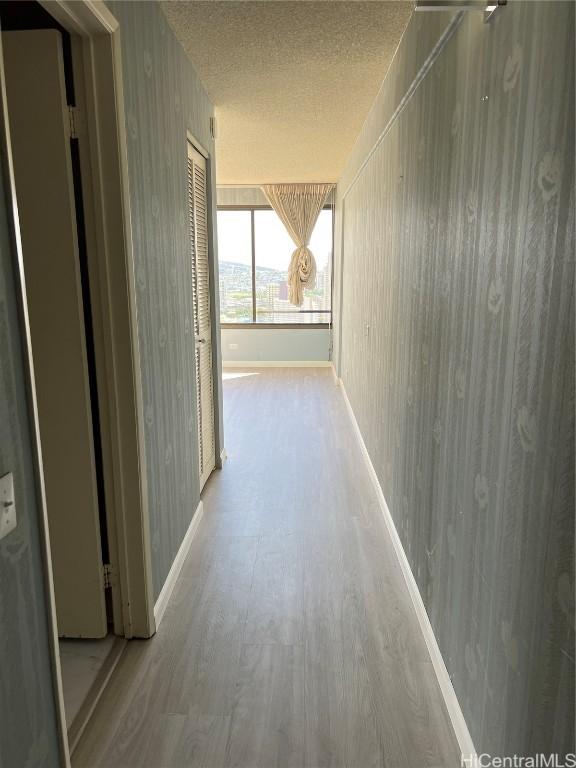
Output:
338,378,476,761
330,361,340,385
154,500,204,628
222,360,332,368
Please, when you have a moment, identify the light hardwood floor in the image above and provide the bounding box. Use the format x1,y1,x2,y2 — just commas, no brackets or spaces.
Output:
73,367,461,768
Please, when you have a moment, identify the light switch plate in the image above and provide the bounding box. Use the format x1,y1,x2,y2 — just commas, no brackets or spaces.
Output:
0,472,16,541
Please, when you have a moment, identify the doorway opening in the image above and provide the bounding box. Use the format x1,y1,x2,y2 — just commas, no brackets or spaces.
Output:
0,0,155,758
0,1,121,748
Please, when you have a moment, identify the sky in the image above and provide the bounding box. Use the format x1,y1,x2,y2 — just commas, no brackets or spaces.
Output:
217,209,332,272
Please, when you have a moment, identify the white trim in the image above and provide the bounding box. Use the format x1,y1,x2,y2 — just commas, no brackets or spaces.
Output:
106,18,156,640
154,501,204,628
337,377,476,761
186,129,209,160
330,361,340,385
37,0,157,642
222,360,332,368
64,3,155,640
39,0,118,34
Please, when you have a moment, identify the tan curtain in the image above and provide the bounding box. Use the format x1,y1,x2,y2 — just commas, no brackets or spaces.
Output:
261,183,334,307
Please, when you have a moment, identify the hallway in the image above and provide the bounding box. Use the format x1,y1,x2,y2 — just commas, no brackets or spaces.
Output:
74,368,459,768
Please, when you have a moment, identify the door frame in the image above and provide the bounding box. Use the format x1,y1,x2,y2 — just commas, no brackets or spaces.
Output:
0,0,156,763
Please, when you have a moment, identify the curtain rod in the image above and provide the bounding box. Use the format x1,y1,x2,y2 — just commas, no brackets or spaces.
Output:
217,182,336,188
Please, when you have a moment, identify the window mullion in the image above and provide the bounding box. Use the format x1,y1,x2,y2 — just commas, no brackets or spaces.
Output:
251,209,256,323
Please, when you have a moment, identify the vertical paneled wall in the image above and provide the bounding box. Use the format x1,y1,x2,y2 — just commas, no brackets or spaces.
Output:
335,2,574,757
0,139,61,762
109,1,223,600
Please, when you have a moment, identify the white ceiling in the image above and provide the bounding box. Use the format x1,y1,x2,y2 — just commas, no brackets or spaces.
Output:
163,1,413,185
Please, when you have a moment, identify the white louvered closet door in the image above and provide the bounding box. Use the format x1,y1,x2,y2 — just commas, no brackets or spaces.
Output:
188,143,216,490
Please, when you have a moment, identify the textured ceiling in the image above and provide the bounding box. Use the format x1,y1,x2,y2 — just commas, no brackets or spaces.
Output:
162,1,413,184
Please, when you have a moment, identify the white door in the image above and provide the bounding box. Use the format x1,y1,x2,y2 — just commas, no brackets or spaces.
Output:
187,143,216,490
3,31,107,637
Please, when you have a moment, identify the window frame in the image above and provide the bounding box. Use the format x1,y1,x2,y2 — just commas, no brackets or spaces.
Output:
217,204,333,329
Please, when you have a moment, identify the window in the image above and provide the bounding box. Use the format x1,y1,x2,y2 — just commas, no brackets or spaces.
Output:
217,210,253,323
217,206,332,326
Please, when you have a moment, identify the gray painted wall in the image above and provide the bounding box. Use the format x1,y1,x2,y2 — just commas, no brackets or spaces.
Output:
221,328,330,363
109,1,223,600
0,122,61,764
334,2,574,758
217,187,335,207
217,186,269,207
